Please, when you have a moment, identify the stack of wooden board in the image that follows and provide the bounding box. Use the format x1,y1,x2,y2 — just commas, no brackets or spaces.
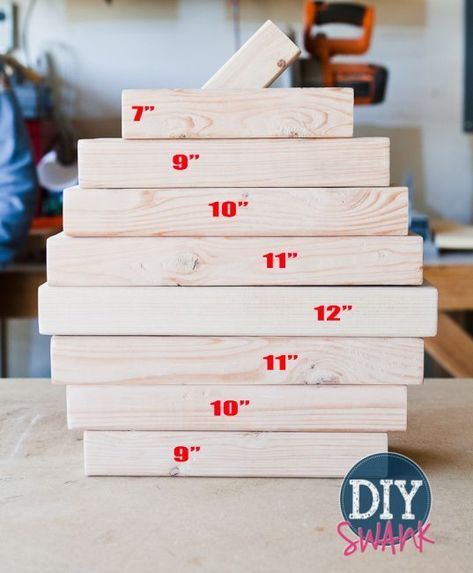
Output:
38,21,438,477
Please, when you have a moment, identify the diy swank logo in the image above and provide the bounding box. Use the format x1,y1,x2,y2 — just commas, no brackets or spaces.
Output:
337,453,434,555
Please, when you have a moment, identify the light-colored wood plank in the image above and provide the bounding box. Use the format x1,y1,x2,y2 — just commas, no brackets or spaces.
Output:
77,138,390,189
47,233,423,286
68,384,407,431
51,336,424,386
432,218,473,250
38,284,438,337
63,186,409,237
425,312,473,378
84,431,388,477
122,88,353,139
202,20,300,89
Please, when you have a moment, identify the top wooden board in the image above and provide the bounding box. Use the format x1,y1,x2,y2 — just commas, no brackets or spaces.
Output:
202,20,300,89
122,88,354,139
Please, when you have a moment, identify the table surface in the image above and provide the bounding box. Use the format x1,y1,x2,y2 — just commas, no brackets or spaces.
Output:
1,378,472,573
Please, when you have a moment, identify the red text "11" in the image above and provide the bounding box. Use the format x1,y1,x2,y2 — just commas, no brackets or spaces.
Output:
263,252,298,269
263,354,299,371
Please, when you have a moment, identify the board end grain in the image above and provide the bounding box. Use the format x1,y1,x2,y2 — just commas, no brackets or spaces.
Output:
202,20,300,89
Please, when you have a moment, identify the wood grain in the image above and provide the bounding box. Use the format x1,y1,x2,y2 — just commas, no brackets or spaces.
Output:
68,384,407,431
202,20,300,89
63,186,409,237
77,138,390,189
122,88,353,139
47,233,423,286
84,431,388,477
51,336,424,386
38,284,438,337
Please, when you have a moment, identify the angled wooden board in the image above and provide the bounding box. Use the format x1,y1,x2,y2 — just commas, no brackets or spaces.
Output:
38,283,438,336
122,88,353,139
84,431,388,478
202,20,300,89
51,336,424,386
68,384,407,431
47,233,423,286
77,138,390,189
63,186,409,237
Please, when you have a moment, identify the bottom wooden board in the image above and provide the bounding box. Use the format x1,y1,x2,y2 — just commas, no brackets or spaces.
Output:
52,336,424,386
67,385,407,432
84,431,388,477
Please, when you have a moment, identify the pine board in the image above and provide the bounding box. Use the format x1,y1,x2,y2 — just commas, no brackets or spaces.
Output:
122,88,353,139
51,336,424,386
68,384,407,431
84,431,388,477
38,284,438,337
77,138,390,189
432,219,473,250
63,186,408,237
47,233,423,286
202,20,300,89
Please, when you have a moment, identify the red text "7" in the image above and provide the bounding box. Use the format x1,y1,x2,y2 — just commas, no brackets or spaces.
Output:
132,105,155,121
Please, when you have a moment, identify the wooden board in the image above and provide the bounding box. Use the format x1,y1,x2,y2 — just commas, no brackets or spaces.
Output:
432,219,473,250
68,384,407,431
47,233,423,286
202,20,300,89
77,138,390,189
38,283,438,336
63,186,409,237
51,336,424,386
84,431,388,477
122,88,353,139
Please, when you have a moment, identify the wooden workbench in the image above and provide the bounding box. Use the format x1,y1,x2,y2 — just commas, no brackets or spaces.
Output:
1,378,472,572
424,253,473,377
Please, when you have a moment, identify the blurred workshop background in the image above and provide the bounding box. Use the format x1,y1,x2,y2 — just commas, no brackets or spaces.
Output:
1,0,472,378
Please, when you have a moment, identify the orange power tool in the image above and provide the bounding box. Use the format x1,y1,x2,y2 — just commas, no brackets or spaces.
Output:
303,1,388,105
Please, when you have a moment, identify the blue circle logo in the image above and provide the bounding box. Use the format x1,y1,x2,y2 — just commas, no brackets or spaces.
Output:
340,453,432,544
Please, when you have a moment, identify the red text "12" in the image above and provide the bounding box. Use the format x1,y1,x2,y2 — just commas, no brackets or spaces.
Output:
314,305,353,321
